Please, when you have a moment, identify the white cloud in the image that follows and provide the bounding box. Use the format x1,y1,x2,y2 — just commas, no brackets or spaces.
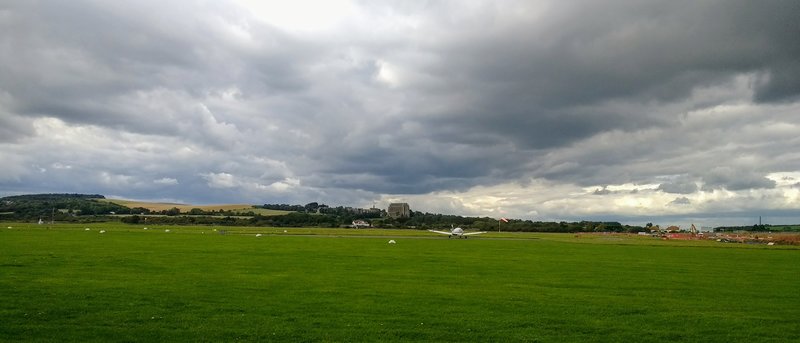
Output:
51,162,72,170
153,177,179,185
203,172,237,189
99,171,135,187
267,177,300,192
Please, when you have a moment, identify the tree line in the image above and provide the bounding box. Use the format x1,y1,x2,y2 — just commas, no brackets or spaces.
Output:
2,194,654,233
0,193,129,220
120,211,645,233
714,224,800,232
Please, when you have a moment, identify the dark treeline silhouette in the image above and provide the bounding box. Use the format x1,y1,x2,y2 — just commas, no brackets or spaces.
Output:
260,203,306,211
715,224,800,232
399,212,644,233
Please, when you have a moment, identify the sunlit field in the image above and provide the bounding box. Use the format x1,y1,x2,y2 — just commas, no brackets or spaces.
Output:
99,199,291,216
1,223,798,342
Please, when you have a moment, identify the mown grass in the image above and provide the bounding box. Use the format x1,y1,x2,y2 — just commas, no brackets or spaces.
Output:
1,223,798,342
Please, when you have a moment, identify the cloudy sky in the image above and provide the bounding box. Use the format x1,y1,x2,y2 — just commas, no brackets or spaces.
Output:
2,0,799,227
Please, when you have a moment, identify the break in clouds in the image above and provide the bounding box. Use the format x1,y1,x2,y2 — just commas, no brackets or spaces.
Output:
1,0,799,226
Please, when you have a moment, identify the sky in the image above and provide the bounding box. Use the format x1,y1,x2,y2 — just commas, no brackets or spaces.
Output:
1,0,799,228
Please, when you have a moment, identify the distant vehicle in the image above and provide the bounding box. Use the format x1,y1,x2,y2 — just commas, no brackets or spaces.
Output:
428,226,486,239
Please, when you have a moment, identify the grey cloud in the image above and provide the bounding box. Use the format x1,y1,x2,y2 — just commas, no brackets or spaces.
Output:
415,0,800,149
755,63,800,103
669,197,691,205
0,113,34,143
0,0,799,218
1,1,313,137
702,167,776,191
306,136,514,194
593,187,611,195
657,176,698,194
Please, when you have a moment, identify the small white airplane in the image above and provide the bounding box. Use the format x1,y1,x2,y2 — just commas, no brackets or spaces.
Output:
428,226,486,239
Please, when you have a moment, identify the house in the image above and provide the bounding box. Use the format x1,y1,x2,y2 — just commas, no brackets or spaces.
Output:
352,220,370,228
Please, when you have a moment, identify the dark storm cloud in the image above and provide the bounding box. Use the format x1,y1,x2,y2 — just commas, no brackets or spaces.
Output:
415,0,800,150
304,126,523,194
0,1,314,138
1,0,799,216
262,0,800,197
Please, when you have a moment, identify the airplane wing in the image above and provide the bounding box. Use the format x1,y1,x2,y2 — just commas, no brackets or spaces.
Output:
463,231,487,236
427,230,452,235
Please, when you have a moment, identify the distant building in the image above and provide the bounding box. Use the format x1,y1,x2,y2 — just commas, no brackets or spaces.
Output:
387,203,410,219
345,207,382,215
352,220,370,228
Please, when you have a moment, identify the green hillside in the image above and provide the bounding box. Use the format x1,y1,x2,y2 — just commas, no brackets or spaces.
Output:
0,194,129,219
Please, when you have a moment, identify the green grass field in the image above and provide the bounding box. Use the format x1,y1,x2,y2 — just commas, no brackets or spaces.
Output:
1,223,798,342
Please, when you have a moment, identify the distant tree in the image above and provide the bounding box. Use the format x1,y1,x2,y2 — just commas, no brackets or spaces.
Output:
123,215,141,224
131,207,151,215
304,202,319,212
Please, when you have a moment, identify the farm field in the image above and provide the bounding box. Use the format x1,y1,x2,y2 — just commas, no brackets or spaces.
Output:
1,223,798,342
100,199,291,216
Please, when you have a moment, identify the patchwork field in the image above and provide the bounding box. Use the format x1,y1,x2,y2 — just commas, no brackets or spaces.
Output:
1,223,798,342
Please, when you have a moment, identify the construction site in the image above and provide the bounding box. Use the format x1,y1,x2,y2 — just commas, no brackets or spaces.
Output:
647,224,800,245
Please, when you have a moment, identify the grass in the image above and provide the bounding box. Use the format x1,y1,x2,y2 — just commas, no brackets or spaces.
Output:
1,223,798,342
101,199,291,216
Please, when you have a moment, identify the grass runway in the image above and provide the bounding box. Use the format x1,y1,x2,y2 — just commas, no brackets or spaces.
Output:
1,223,798,342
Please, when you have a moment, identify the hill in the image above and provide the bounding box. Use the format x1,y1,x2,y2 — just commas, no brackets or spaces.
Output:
101,199,288,215
0,194,291,221
0,193,129,219
2,194,644,231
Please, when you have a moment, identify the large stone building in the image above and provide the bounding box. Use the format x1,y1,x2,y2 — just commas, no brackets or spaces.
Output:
387,203,410,219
